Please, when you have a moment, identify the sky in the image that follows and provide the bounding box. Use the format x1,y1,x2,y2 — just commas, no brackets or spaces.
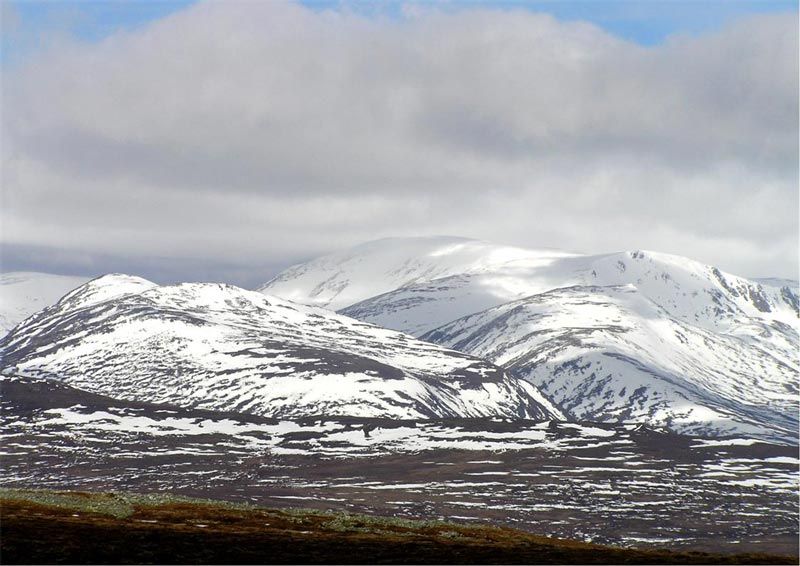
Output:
1,0,798,287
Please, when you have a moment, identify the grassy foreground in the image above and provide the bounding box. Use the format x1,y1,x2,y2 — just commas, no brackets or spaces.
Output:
0,489,795,565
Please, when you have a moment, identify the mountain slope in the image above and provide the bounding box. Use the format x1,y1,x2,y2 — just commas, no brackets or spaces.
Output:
337,248,798,337
0,272,90,335
259,236,578,312
0,274,560,420
423,284,798,441
261,238,797,338
259,237,799,440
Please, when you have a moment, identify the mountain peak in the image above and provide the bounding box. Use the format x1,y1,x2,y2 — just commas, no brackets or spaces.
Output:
56,273,157,312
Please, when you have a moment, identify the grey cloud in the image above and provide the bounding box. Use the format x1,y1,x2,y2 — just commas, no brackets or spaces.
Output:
1,2,797,281
0,242,294,288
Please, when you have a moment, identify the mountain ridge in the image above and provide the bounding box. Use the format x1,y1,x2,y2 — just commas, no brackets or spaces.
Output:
258,236,799,441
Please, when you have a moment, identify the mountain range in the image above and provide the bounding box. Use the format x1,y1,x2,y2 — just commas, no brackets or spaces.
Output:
1,237,797,554
1,236,797,442
259,236,799,442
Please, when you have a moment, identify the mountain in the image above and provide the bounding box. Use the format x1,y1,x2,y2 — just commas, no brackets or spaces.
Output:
0,274,560,420
259,236,579,314
259,237,799,441
423,284,798,441
0,272,90,335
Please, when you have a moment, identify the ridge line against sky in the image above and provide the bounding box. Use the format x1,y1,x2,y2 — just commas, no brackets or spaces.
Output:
1,0,798,286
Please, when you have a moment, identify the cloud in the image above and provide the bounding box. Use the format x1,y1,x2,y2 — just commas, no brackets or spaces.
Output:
2,1,797,283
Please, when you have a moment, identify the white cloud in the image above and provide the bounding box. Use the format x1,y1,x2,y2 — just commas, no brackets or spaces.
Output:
2,1,797,282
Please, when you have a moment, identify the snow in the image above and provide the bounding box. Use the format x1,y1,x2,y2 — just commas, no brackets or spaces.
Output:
5,397,689,457
764,457,800,464
1,276,559,421
692,438,762,447
4,236,798,443
424,286,797,441
259,236,799,442
259,236,578,312
263,239,798,337
56,274,157,311
0,272,90,335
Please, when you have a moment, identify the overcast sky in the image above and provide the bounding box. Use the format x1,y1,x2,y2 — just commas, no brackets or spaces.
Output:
2,1,798,286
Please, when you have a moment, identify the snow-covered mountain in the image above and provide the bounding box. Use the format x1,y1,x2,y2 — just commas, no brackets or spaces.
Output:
0,272,90,335
259,237,799,441
259,236,579,314
0,274,560,420
424,284,798,441
265,241,797,338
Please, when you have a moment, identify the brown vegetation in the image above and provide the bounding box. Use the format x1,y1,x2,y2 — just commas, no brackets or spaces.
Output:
1,490,796,565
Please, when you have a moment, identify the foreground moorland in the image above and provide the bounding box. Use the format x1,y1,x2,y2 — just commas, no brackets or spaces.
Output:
3,373,798,555
1,489,797,565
